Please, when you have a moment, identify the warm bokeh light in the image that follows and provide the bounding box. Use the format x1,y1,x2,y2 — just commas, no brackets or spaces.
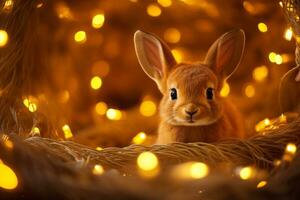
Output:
106,108,122,120
96,147,103,151
147,4,162,17
257,22,268,33
139,100,157,117
257,180,267,188
284,27,293,41
23,98,38,112
157,0,172,7
252,65,268,82
132,131,147,144
92,164,104,175
245,84,255,98
90,76,102,90
62,124,73,139
4,139,13,150
0,161,18,190
0,30,8,47
92,14,105,29
137,151,158,171
268,52,277,63
171,162,209,180
3,0,14,12
189,162,209,179
275,54,283,65
220,81,230,97
285,143,297,154
239,166,253,180
95,102,107,115
164,28,181,43
171,48,183,62
31,127,40,135
279,113,287,123
74,31,87,43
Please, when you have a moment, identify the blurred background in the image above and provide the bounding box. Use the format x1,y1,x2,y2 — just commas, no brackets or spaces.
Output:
0,0,295,148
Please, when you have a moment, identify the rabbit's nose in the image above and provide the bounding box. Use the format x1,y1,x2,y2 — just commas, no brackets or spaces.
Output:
184,103,199,117
185,110,198,117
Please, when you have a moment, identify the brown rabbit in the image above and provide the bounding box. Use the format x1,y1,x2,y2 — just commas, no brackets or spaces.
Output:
134,29,245,144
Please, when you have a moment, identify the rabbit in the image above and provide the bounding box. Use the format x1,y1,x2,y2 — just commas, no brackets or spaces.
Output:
134,29,245,144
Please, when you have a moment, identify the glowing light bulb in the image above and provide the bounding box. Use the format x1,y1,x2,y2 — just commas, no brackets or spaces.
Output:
279,114,287,123
95,102,107,115
0,161,18,190
147,4,162,17
3,0,14,12
62,124,73,139
31,127,40,136
189,162,209,179
275,54,283,65
220,81,230,97
257,180,267,188
137,152,158,171
132,132,147,144
92,164,104,175
157,0,172,7
74,31,86,43
239,166,253,180
258,22,268,33
106,108,122,120
139,100,157,117
171,48,183,62
92,14,105,29
245,84,255,98
90,76,102,90
171,162,209,180
268,52,277,63
96,147,103,151
252,65,268,82
0,30,8,47
164,28,181,43
284,27,293,41
285,143,297,154
28,103,37,112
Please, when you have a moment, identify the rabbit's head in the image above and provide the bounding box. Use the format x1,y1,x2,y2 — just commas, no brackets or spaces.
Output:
134,30,245,126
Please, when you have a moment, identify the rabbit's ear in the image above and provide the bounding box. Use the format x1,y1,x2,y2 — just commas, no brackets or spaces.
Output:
204,29,245,79
279,66,300,113
134,30,176,89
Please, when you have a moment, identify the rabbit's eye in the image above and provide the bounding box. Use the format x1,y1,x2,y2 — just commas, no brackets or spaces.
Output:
170,88,177,100
206,87,214,100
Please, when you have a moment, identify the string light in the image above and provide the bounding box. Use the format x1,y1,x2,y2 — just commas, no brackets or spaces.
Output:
285,143,297,154
257,180,267,188
257,22,268,33
62,124,73,139
220,81,230,97
96,147,103,151
106,108,122,120
157,0,172,7
139,100,157,117
23,98,38,112
252,65,268,82
284,27,293,41
0,30,8,47
92,14,105,29
164,28,181,43
171,162,209,180
30,127,40,136
90,76,102,90
95,102,107,115
147,4,162,17
137,151,158,171
132,132,147,144
239,166,253,180
189,162,209,179
268,52,283,65
279,114,287,123
275,54,283,65
92,164,104,175
74,31,87,43
245,84,255,98
0,161,18,190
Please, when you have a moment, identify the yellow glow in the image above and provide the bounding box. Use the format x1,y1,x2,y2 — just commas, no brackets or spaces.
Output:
220,81,230,97
171,48,183,62
74,31,87,43
23,97,38,113
92,164,104,175
147,4,162,17
0,162,18,190
264,118,270,126
189,162,209,179
4,139,13,150
106,108,122,120
92,14,105,29
31,127,40,135
3,0,13,12
279,114,287,123
257,22,268,33
257,181,267,188
268,52,277,63
252,65,268,82
275,54,283,65
95,102,107,115
243,1,255,14
157,0,172,7
284,27,293,41
164,28,181,43
137,151,158,171
132,132,147,144
285,143,297,154
139,100,157,117
96,147,103,151
245,84,255,98
0,30,8,47
90,76,102,90
239,166,253,180
62,124,73,139
36,2,43,8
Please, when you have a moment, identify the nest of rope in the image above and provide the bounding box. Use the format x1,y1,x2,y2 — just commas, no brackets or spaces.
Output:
0,117,300,200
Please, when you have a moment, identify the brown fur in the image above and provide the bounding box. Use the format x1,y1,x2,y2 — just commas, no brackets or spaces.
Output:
134,30,245,144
